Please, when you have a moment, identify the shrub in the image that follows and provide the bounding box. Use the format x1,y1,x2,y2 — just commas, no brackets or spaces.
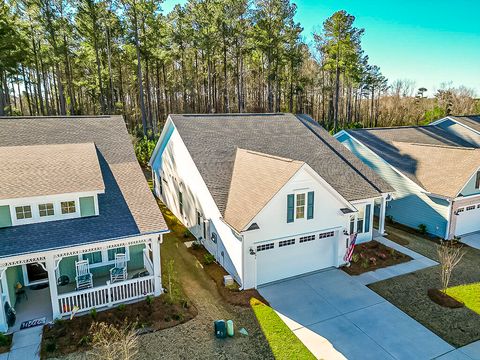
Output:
361,259,369,269
0,333,10,347
389,248,396,257
203,253,215,265
191,241,201,250
88,320,138,360
90,308,97,320
133,130,158,168
351,253,360,263
145,295,154,306
45,341,57,353
369,256,377,265
183,230,192,239
418,223,427,235
117,304,126,312
377,252,387,260
78,335,91,347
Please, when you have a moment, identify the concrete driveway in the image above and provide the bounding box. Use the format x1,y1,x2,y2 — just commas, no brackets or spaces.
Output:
461,232,480,250
259,269,454,360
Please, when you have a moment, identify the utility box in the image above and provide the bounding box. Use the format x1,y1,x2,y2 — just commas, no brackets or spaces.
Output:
223,275,234,286
227,320,234,337
214,320,227,339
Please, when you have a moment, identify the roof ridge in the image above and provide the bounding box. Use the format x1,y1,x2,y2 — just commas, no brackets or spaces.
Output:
394,141,478,151
239,148,303,163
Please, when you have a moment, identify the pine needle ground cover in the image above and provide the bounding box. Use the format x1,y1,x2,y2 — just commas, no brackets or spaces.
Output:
446,283,480,314
250,298,315,360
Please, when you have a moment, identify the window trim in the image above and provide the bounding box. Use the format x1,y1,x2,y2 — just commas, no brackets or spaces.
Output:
15,205,32,220
39,203,55,217
256,243,274,252
81,246,131,269
279,239,295,247
61,200,76,214
295,193,306,220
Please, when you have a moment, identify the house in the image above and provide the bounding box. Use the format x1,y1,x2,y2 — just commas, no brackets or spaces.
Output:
0,116,168,332
335,125,480,239
430,115,480,146
149,113,393,289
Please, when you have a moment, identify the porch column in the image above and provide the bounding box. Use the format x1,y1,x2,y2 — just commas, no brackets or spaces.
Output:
0,268,8,332
151,236,162,296
378,196,387,235
45,254,60,319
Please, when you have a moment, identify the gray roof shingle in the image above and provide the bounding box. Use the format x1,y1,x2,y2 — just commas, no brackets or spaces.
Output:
170,113,393,216
0,116,167,258
450,115,480,133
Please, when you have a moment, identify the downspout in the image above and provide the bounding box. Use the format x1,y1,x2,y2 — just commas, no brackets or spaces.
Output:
445,199,454,240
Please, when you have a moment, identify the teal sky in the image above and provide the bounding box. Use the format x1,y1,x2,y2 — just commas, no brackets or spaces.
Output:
162,0,480,96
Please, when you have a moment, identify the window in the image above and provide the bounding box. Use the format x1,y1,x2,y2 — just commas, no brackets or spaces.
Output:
15,206,32,220
83,251,102,264
457,208,464,213
357,207,365,234
364,204,371,233
299,234,316,243
466,205,476,211
159,175,163,195
39,203,54,217
108,247,126,261
319,231,334,239
61,201,76,214
279,239,295,247
197,211,201,226
296,193,306,219
476,171,480,189
350,216,355,234
257,243,274,252
179,191,183,215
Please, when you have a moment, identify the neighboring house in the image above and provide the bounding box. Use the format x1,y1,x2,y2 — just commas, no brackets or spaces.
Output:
430,115,480,146
0,116,167,332
149,113,393,289
335,125,480,239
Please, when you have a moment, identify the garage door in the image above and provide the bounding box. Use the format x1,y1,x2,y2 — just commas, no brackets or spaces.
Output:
256,231,337,286
455,204,480,236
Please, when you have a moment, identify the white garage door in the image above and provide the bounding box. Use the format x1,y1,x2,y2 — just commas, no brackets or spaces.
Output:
455,204,480,236
256,231,337,286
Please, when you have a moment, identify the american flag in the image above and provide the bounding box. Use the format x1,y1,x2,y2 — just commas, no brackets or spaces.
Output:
344,232,358,263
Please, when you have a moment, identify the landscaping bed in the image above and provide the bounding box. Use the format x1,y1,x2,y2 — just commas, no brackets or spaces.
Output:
369,225,480,347
41,295,197,358
189,244,269,307
342,240,412,275
0,333,12,354
250,298,315,360
427,288,464,308
446,283,480,314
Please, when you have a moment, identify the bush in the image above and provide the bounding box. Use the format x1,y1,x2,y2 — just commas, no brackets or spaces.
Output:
0,333,10,347
145,295,154,306
203,253,215,265
361,258,369,269
45,341,57,353
351,253,360,263
117,304,126,312
183,230,192,239
88,320,138,360
133,130,158,168
191,241,201,250
418,223,427,235
90,308,97,320
78,335,91,347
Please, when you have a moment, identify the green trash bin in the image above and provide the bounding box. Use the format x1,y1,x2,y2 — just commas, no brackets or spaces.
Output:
227,320,234,337
214,320,227,339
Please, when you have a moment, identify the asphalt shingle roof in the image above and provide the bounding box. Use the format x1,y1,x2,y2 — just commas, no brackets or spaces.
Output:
450,115,480,133
347,126,480,197
170,113,393,217
0,143,104,200
0,116,167,258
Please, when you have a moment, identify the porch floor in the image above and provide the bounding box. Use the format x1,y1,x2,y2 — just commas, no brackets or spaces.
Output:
57,267,147,294
9,287,53,333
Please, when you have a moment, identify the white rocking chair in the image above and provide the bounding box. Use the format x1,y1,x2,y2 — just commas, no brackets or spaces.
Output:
110,253,127,283
75,260,93,290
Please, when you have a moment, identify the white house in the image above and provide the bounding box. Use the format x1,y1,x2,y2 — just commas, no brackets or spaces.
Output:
335,125,480,239
0,116,167,333
150,113,393,289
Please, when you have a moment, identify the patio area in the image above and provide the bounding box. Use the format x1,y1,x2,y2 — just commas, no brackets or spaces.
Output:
9,286,52,333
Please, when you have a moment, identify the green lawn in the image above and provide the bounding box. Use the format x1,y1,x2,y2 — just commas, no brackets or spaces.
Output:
446,283,480,314
250,298,315,360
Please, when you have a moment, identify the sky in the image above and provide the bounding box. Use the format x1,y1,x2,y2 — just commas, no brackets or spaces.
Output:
161,0,480,97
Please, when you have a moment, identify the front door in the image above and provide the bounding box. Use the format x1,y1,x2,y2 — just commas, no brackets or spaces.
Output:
24,263,48,285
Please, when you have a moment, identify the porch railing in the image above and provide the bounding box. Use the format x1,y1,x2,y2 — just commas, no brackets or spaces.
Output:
143,248,154,275
57,276,155,316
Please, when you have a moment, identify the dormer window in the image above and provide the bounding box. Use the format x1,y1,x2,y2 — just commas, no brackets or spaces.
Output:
39,203,54,217
61,201,76,214
15,206,32,220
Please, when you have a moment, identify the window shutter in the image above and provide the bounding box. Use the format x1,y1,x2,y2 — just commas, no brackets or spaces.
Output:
287,194,294,223
364,204,371,233
307,191,314,219
476,171,480,189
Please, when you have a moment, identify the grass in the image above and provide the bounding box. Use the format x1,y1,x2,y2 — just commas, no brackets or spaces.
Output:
446,283,480,314
0,333,12,354
250,298,315,360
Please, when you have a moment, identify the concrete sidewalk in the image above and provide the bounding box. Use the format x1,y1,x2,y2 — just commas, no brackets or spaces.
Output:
0,326,42,360
354,235,438,285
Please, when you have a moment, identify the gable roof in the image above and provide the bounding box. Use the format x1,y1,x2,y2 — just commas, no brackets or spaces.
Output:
0,116,167,258
0,143,104,200
224,148,304,231
449,115,480,133
346,126,480,198
169,113,393,220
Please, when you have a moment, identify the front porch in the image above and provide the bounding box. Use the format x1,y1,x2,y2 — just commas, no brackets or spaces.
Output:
0,234,162,333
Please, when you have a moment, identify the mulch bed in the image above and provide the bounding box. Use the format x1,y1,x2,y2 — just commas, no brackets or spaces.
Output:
0,334,12,354
189,245,269,307
41,295,197,358
427,289,464,308
342,240,412,276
